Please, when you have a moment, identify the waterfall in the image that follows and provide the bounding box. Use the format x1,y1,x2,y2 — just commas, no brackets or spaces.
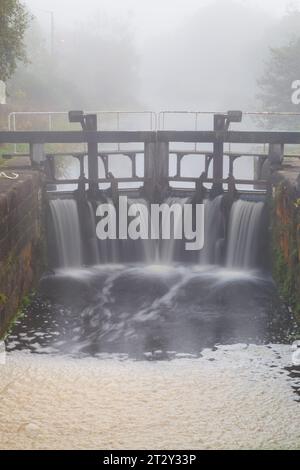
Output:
126,198,156,263
87,202,100,265
49,199,83,268
226,199,264,268
200,195,224,265
123,197,189,264
158,197,189,264
48,196,265,270
97,197,119,264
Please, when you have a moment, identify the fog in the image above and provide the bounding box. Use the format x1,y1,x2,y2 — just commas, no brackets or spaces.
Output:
24,0,300,37
8,0,300,115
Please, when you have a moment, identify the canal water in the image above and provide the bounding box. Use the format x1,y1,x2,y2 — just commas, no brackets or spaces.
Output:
0,345,299,449
1,197,300,449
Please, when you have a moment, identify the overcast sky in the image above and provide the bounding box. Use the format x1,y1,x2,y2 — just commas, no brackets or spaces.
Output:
24,0,300,44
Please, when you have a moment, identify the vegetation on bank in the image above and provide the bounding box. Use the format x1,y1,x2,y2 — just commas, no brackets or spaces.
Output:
0,292,31,340
272,181,300,322
0,0,31,82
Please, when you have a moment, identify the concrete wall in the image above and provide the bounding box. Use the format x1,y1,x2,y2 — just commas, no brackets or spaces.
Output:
271,158,300,321
0,170,44,336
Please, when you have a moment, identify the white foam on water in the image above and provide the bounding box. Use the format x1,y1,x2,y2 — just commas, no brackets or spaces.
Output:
0,344,299,450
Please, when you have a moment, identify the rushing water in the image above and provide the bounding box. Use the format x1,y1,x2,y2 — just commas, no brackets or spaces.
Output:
6,264,298,358
48,195,266,268
226,199,265,268
9,196,299,360
200,195,224,264
49,199,83,267
87,201,100,265
2,195,300,450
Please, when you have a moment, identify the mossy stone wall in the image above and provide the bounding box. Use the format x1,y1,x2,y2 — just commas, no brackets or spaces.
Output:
0,172,45,337
272,175,300,321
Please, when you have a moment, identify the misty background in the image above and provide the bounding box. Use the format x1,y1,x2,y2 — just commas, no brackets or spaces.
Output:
5,0,300,118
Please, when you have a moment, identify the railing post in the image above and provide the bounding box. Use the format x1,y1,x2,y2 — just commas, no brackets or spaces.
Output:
85,114,99,196
44,154,57,191
144,139,169,201
212,113,225,196
30,143,45,166
268,143,284,171
74,154,86,200
156,141,169,181
156,141,169,201
144,141,156,200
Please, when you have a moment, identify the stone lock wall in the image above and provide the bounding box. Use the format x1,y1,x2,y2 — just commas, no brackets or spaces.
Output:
0,171,45,337
271,163,300,321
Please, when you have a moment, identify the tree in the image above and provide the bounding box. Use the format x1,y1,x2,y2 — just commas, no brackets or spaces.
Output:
258,39,300,110
256,7,300,129
7,20,82,111
0,0,30,82
8,16,140,111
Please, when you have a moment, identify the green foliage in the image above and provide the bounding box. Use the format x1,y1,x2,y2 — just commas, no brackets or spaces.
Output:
273,246,300,320
0,293,8,304
7,20,80,110
272,187,300,322
258,38,300,106
0,307,24,340
0,0,31,81
273,248,295,302
20,292,34,308
0,290,36,340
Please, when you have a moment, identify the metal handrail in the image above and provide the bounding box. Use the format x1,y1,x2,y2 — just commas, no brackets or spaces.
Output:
8,109,300,133
7,110,157,153
158,110,300,130
3,112,299,194
8,110,157,132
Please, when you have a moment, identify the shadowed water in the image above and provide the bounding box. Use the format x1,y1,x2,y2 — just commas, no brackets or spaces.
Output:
6,265,297,360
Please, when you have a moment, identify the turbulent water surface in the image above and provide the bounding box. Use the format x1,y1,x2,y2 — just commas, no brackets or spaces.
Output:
1,197,299,449
4,264,297,358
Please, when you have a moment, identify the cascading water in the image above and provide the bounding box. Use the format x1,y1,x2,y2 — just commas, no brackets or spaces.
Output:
96,197,120,264
49,196,265,269
126,198,156,263
226,199,265,268
49,199,83,268
10,193,297,393
87,201,100,265
158,197,190,264
5,136,299,449
200,195,224,265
